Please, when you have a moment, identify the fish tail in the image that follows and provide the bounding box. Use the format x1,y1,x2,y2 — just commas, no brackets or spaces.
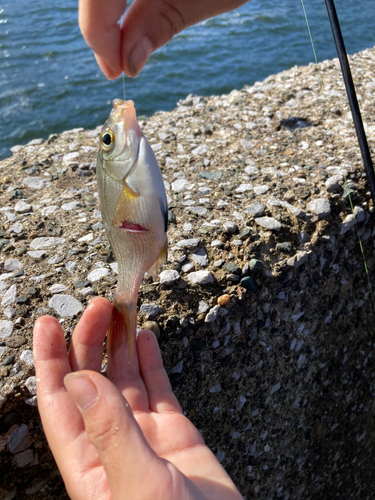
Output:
107,297,137,362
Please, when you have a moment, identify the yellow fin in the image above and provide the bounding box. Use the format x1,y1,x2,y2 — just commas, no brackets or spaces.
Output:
148,240,168,281
114,182,139,226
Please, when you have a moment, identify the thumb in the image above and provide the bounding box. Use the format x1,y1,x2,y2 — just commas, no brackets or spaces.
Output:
121,0,249,77
64,371,169,499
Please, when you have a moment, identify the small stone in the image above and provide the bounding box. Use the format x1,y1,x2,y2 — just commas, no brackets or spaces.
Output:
25,396,38,407
65,261,77,274
188,207,207,216
307,198,331,218
2,355,14,366
168,211,176,224
223,221,238,233
235,184,253,193
5,335,27,348
61,201,83,211
78,233,94,243
80,287,95,297
7,222,23,234
192,144,208,155
20,350,34,366
231,240,243,246
181,262,194,273
73,280,86,289
171,179,193,192
9,424,31,453
142,321,160,339
3,307,15,319
41,205,58,216
276,242,292,253
211,240,224,248
249,259,263,272
23,177,52,189
187,270,214,285
49,284,68,294
13,449,34,467
14,200,32,213
63,152,80,164
4,259,22,272
255,216,282,230
87,268,110,282
325,175,342,192
191,248,209,267
15,246,27,256
240,276,256,291
287,251,309,268
30,237,66,250
209,383,222,393
205,305,220,323
15,295,27,304
176,238,200,249
159,269,180,285
1,285,17,307
253,185,270,195
199,171,222,180
109,262,118,274
25,376,37,395
49,294,83,317
140,304,161,317
198,300,210,313
223,262,241,276
217,294,230,306
214,259,224,267
244,201,266,217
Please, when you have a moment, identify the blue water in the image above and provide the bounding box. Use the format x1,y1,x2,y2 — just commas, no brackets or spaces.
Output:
0,0,374,160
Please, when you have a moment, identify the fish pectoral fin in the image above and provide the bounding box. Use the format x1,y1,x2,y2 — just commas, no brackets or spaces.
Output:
114,182,140,227
148,240,168,281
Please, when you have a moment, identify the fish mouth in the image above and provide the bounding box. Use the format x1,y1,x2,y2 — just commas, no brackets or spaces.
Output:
118,220,149,233
112,99,142,139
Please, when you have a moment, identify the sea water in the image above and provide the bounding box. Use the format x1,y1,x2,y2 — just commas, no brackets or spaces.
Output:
0,0,374,159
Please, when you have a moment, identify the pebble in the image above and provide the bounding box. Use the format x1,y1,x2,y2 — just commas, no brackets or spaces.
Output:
7,222,23,234
15,246,27,256
30,237,66,250
198,300,210,313
199,171,222,180
240,276,256,290
223,221,238,233
214,259,225,267
23,177,52,189
49,284,68,294
25,376,37,395
188,207,207,216
13,449,35,468
188,270,214,285
159,269,180,285
20,350,34,366
49,294,83,317
27,250,46,259
255,216,282,230
218,294,230,306
231,240,243,246
276,242,292,253
249,259,263,272
63,151,80,164
4,259,22,272
109,262,118,274
1,285,17,307
325,175,342,192
80,287,95,297
9,424,31,454
65,261,78,274
41,205,58,216
244,201,266,216
142,321,160,339
87,268,110,282
235,183,253,193
171,361,183,374
2,355,15,366
61,201,83,211
181,262,194,273
14,200,32,213
211,240,224,247
176,238,200,249
244,165,259,175
238,227,252,240
223,262,241,275
191,248,209,266
171,179,193,192
140,304,161,317
287,251,309,268
3,306,15,319
78,233,94,243
192,144,208,155
253,185,270,195
205,305,221,323
307,198,331,218
25,396,38,407
5,335,27,348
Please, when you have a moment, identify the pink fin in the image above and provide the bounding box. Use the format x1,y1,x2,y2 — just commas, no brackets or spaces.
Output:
119,220,149,232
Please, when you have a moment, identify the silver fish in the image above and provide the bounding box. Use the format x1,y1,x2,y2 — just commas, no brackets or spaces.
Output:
97,99,168,359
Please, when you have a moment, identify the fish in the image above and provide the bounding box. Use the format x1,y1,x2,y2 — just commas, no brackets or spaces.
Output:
97,99,168,360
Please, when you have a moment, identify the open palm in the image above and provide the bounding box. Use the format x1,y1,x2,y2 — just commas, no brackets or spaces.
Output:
33,297,242,500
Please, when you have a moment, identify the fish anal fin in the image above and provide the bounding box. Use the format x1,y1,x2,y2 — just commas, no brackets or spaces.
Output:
148,240,168,281
114,182,139,227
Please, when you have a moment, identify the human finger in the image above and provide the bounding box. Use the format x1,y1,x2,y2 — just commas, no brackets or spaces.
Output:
137,330,182,414
78,0,127,79
33,316,85,464
121,0,250,76
64,370,199,500
69,297,112,372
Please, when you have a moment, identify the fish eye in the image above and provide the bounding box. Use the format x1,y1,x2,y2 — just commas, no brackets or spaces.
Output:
101,129,114,151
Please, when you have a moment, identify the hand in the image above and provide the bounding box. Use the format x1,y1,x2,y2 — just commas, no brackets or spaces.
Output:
33,297,243,500
78,0,249,79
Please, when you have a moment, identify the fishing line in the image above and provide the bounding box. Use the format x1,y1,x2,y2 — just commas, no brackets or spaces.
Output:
300,0,375,308
122,73,126,101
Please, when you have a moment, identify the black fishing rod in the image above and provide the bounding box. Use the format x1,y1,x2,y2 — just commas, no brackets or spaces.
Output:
324,0,375,203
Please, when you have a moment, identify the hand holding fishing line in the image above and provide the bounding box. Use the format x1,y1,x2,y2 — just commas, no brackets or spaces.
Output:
78,0,249,79
33,297,243,500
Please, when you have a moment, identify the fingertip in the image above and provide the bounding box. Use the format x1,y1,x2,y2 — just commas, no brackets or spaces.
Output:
95,53,123,80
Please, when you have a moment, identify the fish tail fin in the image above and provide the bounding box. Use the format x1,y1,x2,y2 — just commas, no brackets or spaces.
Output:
148,240,168,281
107,297,137,362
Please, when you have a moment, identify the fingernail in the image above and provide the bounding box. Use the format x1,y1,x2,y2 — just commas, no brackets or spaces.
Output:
128,37,153,77
64,373,98,410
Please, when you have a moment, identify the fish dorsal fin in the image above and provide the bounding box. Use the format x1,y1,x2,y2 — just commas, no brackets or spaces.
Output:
114,181,139,226
148,240,168,281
